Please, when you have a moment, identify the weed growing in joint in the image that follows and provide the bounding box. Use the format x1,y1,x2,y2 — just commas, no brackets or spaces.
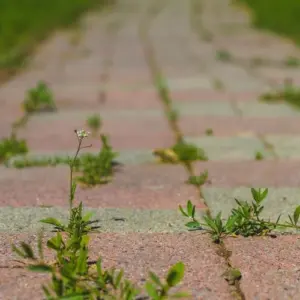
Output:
255,151,264,160
0,81,58,164
260,78,300,109
205,128,214,136
215,50,232,62
8,133,119,187
23,81,57,114
152,74,210,211
12,129,188,299
180,188,300,243
0,134,28,163
86,114,102,137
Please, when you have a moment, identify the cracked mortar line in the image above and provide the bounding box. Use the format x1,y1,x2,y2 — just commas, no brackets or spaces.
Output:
139,3,245,299
188,1,249,299
138,0,212,208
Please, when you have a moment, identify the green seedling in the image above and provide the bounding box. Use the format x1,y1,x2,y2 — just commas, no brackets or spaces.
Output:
222,268,242,285
23,81,56,114
86,114,102,136
255,151,264,160
12,129,188,299
186,170,209,187
216,49,232,62
260,78,300,109
205,128,214,136
75,134,119,186
285,56,300,68
0,134,28,163
180,188,300,243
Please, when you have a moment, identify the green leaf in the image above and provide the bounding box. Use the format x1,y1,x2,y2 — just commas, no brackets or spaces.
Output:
28,264,53,272
187,200,194,217
115,269,124,287
179,205,188,217
149,271,163,287
47,233,63,250
293,206,300,225
40,217,64,228
20,242,35,259
76,247,88,275
37,229,44,260
251,188,259,203
83,211,94,222
145,282,159,299
185,221,201,229
261,188,268,200
166,262,185,287
11,244,27,259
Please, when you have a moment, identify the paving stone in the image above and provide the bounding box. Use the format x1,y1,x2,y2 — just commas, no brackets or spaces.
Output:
203,187,300,222
14,110,173,151
180,115,300,136
194,160,300,188
0,207,194,233
237,101,300,117
265,136,300,159
0,164,202,209
0,232,233,300
225,236,300,300
186,136,271,160
173,101,235,116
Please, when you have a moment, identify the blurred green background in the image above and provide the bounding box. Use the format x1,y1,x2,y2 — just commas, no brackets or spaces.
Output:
0,0,299,75
238,0,300,43
0,0,110,71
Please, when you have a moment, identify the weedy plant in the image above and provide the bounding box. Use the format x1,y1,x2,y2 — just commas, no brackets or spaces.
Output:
180,188,300,243
0,82,58,164
260,78,300,109
153,74,209,209
86,114,102,137
12,129,189,300
0,133,28,163
23,81,57,114
8,133,119,187
75,134,119,186
284,56,300,68
205,128,214,136
255,151,264,161
215,49,232,62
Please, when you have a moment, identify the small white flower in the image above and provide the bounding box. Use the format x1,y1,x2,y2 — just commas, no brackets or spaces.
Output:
76,129,90,139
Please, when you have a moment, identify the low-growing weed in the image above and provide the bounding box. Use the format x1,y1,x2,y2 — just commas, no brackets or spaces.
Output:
260,79,300,109
86,114,102,137
215,50,232,62
12,129,189,299
75,134,119,186
0,134,28,163
180,188,300,243
23,81,57,114
8,132,119,187
255,151,264,160
205,128,214,136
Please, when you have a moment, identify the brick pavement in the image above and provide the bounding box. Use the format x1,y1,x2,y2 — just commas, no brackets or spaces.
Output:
1,0,300,299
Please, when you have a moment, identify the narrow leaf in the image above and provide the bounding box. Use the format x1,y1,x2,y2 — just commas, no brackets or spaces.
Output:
166,262,185,287
293,206,300,225
28,264,53,273
149,271,163,287
145,282,159,299
179,205,188,217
